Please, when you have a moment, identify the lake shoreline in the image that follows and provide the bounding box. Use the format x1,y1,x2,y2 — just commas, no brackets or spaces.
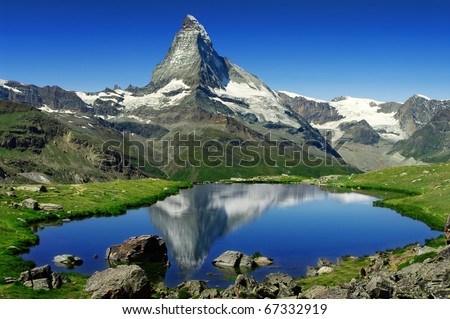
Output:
1,162,449,298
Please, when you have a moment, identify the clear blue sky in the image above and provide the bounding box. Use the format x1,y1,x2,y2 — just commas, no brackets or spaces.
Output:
1,0,449,101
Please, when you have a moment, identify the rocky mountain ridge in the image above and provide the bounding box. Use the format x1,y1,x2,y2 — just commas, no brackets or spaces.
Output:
1,15,449,179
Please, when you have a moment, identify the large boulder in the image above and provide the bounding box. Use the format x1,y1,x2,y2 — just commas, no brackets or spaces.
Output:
212,251,242,268
23,278,52,290
105,235,168,264
212,251,256,269
18,265,70,290
19,265,52,282
21,198,39,210
84,265,151,299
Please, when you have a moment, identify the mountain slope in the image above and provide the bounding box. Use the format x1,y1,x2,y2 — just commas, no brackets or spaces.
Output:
0,100,163,183
394,95,450,135
392,109,450,163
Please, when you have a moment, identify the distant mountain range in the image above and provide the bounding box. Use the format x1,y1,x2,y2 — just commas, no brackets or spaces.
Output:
0,15,448,183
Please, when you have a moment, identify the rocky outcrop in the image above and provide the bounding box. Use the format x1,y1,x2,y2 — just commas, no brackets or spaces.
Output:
377,102,402,114
0,81,92,114
278,92,343,124
301,245,450,299
392,109,450,162
219,273,301,299
338,120,381,145
21,198,39,210
18,265,70,290
105,235,168,265
84,265,151,299
395,95,450,135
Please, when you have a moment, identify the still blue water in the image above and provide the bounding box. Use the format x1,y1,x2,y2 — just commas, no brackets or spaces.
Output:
23,183,441,287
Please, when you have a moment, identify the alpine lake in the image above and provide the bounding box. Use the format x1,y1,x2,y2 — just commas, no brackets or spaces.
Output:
23,183,441,288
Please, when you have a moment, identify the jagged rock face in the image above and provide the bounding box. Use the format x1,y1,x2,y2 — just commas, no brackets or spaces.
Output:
377,102,402,114
338,120,381,145
395,95,450,135
148,15,229,92
392,109,450,162
278,92,343,124
0,81,91,113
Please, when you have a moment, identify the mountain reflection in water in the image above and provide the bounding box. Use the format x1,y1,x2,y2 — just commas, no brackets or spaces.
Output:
149,183,368,276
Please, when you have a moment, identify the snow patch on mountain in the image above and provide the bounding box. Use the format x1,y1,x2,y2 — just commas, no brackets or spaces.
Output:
212,81,299,127
0,80,22,93
311,96,406,142
414,94,431,100
121,79,190,110
38,104,74,114
76,79,191,111
278,90,326,103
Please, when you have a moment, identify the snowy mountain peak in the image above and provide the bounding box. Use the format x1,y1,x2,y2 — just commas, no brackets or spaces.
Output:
413,94,431,100
180,14,211,43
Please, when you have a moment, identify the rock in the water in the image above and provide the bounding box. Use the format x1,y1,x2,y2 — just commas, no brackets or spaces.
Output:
40,203,64,211
53,254,83,267
176,280,208,298
21,198,39,210
212,250,256,269
212,251,242,268
85,265,151,299
105,235,168,264
254,256,273,266
239,255,256,268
